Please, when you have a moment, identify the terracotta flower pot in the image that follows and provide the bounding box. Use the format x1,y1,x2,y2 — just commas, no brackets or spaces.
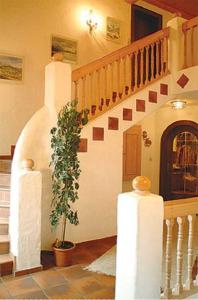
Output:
53,242,75,267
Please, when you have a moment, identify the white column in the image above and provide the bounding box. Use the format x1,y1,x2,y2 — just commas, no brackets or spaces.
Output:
115,176,164,299
167,17,186,74
44,54,72,113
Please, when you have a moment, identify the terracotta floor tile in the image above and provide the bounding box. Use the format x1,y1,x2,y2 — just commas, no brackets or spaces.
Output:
13,289,48,299
44,283,82,299
3,277,40,297
86,286,115,299
71,276,103,295
57,264,93,281
32,269,66,289
93,273,115,288
0,283,12,299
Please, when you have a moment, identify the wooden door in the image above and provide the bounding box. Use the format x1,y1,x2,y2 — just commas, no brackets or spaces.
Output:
131,5,162,42
160,120,198,200
123,125,142,181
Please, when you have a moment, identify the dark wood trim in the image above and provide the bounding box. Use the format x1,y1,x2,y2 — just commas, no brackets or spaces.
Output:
126,0,193,19
15,265,43,276
0,145,15,160
160,120,198,200
131,4,162,42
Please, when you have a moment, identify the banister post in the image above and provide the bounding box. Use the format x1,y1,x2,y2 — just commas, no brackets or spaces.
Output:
115,176,164,299
167,17,186,73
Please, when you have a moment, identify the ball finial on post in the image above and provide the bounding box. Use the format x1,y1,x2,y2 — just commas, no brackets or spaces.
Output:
22,159,34,171
132,176,151,195
52,52,63,62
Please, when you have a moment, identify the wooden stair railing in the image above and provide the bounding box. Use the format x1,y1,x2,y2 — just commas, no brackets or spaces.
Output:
183,16,198,68
162,197,198,299
72,27,169,120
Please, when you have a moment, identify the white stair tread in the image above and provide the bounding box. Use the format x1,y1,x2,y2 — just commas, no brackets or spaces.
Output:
0,203,10,208
0,185,10,191
0,218,8,225
0,235,9,243
0,253,13,263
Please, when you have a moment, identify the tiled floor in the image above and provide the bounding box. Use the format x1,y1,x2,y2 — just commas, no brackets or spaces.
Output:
0,236,116,299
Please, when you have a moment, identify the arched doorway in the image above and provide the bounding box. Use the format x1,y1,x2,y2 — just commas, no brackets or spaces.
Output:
160,120,198,200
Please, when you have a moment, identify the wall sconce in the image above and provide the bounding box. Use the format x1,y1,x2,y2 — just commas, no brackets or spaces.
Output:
142,131,152,147
86,10,98,34
171,100,186,109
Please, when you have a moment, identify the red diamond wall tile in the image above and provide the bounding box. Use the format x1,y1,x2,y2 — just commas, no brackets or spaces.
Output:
108,117,119,130
123,108,132,121
78,138,87,152
136,99,145,112
160,83,168,95
177,74,189,88
149,91,157,103
93,127,104,141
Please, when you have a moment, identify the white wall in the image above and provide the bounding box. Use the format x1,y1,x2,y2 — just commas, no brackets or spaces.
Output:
0,0,175,155
0,0,131,154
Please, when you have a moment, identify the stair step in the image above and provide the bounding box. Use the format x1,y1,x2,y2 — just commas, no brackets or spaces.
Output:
0,160,12,173
0,187,10,203
0,173,10,187
0,235,9,254
0,218,9,235
0,207,10,218
0,253,13,276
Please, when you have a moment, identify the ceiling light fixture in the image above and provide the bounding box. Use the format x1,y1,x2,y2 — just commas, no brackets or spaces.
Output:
171,100,186,109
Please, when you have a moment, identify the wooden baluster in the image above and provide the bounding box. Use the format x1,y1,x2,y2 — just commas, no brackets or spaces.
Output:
110,62,114,105
163,35,168,74
103,66,107,111
123,56,127,95
160,39,164,76
145,46,149,84
127,54,132,94
74,80,78,101
140,48,144,88
185,215,196,290
81,76,86,110
190,27,194,67
175,217,184,295
150,43,155,81
117,59,120,101
156,40,160,79
134,51,138,91
164,218,174,299
106,64,111,107
183,29,187,69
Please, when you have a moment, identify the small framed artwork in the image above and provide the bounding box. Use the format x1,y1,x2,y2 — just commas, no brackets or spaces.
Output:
51,35,78,64
106,17,121,43
0,53,23,82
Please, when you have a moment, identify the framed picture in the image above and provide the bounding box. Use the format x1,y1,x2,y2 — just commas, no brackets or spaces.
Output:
106,17,121,43
0,54,23,82
51,35,78,64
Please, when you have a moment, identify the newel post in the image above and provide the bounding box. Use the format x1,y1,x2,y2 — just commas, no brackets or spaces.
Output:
115,176,164,299
10,159,42,274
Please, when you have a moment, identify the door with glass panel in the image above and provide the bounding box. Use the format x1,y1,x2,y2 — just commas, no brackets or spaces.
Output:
160,120,198,200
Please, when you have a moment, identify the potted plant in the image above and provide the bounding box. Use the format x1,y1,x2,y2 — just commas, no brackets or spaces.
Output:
50,100,88,267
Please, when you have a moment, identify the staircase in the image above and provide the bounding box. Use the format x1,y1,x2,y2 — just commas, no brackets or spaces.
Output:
0,160,13,276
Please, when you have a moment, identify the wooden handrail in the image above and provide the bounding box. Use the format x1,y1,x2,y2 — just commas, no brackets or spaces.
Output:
72,27,169,81
182,16,198,32
164,197,198,219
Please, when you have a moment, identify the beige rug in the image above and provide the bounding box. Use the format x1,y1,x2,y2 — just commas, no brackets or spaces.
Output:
84,246,116,276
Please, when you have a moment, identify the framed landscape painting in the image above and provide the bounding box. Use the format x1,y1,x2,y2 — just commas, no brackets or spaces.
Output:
106,17,121,43
0,54,23,82
51,35,78,63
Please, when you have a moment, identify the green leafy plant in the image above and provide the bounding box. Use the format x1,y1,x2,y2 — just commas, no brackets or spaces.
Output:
50,100,89,249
